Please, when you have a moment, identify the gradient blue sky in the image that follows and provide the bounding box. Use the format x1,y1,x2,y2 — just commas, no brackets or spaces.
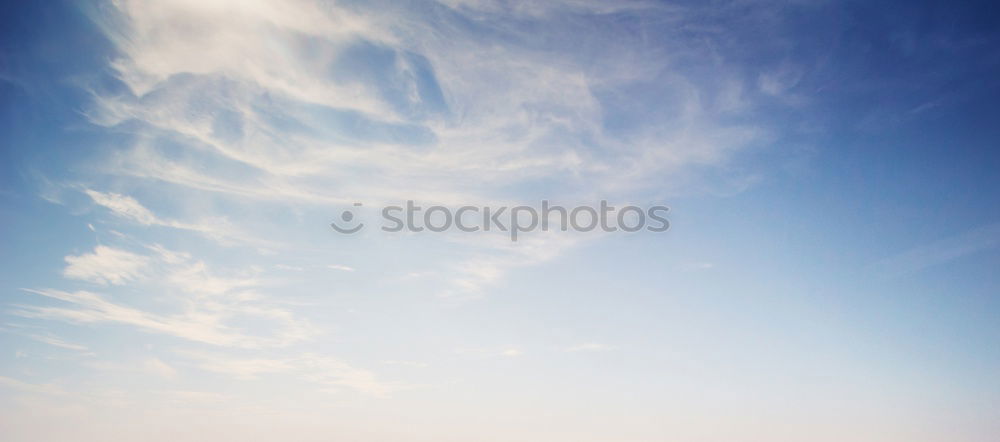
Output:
1,1,999,441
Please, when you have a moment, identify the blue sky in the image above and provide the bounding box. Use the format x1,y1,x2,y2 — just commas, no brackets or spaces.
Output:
1,0,999,440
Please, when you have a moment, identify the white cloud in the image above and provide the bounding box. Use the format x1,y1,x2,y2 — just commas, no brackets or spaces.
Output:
327,264,355,272
439,230,585,297
85,190,158,225
26,334,91,352
181,351,392,396
166,261,260,297
86,358,179,380
66,0,800,298
15,287,312,349
25,244,314,349
871,222,1000,277
84,189,272,247
63,246,149,286
84,0,773,206
501,348,522,357
679,261,715,272
142,358,178,379
0,376,66,396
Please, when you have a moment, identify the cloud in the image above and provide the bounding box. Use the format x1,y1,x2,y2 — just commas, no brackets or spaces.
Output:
26,334,91,352
678,261,715,272
166,261,260,296
20,244,316,349
84,189,273,248
83,0,779,204
61,0,812,299
14,288,308,348
327,264,355,272
438,230,585,297
871,222,1000,277
142,358,178,379
63,246,149,286
85,357,179,380
85,190,158,225
68,0,818,299
0,323,93,354
500,348,521,357
16,287,313,348
0,376,67,396
181,351,392,396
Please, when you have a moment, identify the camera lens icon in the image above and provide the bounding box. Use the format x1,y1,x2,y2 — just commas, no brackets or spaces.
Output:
331,203,364,234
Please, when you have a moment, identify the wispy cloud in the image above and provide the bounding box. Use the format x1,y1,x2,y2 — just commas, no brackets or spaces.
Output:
0,323,93,354
68,0,807,299
180,351,392,396
19,243,316,349
678,261,715,272
84,189,271,247
63,246,149,286
142,358,178,379
871,222,1000,277
84,190,159,225
85,357,179,379
26,333,91,353
0,376,67,396
83,0,782,201
14,288,310,349
327,264,355,272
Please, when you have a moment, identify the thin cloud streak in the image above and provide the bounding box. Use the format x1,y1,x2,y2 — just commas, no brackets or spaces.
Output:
871,222,1000,277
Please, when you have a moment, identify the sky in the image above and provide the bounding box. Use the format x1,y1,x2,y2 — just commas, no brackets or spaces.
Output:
1,0,999,441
